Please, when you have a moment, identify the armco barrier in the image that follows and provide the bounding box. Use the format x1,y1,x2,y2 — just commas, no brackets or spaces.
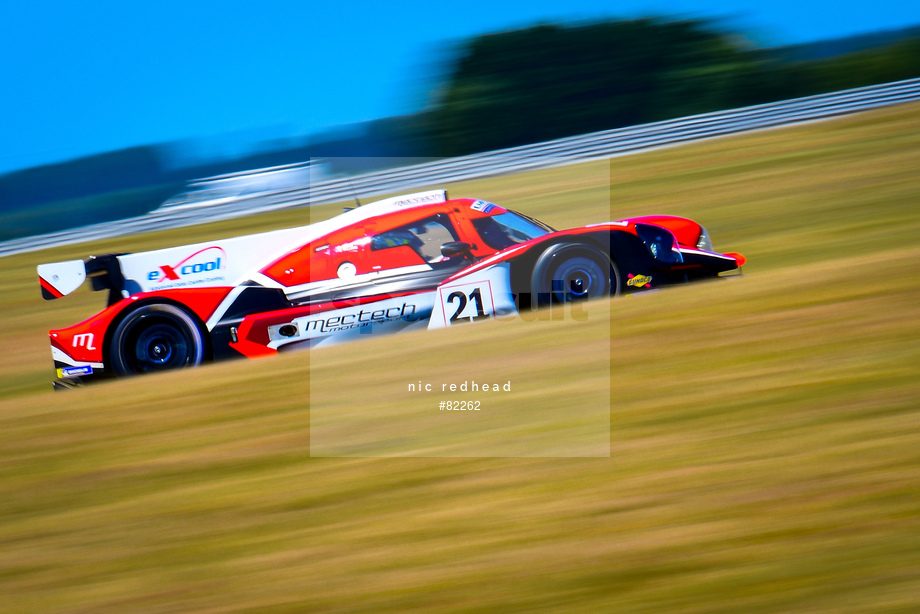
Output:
3,77,920,258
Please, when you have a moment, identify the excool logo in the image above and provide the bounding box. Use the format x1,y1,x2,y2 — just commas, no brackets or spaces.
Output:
148,246,226,283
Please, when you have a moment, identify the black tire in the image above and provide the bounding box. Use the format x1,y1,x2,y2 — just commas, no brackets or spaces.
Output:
109,304,206,376
531,244,616,305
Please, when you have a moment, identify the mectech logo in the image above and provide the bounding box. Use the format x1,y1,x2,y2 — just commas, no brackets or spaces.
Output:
302,303,421,334
148,246,226,283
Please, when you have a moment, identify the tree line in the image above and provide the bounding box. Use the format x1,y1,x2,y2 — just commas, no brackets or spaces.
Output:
2,18,919,240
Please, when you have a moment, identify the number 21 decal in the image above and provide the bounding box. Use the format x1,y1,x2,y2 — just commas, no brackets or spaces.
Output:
444,283,494,324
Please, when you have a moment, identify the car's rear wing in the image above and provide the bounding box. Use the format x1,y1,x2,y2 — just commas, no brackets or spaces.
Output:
38,254,128,305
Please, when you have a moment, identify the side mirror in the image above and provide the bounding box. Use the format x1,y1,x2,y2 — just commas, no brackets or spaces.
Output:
440,241,473,259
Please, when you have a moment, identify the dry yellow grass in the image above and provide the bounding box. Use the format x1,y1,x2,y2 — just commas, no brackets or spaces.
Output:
1,103,919,612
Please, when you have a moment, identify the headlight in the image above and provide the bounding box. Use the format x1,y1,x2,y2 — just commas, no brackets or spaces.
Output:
635,224,683,263
697,227,714,252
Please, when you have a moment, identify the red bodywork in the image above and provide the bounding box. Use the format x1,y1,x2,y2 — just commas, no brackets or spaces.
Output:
50,288,233,365
258,199,501,289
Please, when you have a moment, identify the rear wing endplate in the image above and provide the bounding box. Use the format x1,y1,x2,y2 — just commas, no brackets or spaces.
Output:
38,260,86,299
38,254,127,304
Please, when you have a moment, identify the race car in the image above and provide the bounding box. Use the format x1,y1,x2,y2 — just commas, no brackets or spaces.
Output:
38,189,745,387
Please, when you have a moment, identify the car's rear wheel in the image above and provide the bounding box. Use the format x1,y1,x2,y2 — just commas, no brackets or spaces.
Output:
531,244,616,305
109,304,206,376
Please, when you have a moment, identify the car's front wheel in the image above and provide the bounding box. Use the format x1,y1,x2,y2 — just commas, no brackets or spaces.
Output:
531,244,615,305
108,304,206,376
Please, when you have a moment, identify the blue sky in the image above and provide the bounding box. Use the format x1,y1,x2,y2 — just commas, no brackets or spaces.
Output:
1,1,917,174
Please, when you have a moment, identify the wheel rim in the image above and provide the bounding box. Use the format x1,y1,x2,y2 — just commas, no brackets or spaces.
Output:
550,257,606,302
561,267,593,297
127,319,193,373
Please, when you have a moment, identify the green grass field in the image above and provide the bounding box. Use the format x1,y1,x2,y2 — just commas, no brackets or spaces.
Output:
1,103,919,612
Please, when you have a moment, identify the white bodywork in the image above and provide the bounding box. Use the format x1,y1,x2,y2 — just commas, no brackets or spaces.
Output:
116,227,307,294
270,293,438,350
38,190,449,299
259,261,518,351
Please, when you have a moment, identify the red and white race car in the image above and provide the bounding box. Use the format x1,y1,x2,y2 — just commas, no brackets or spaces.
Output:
39,189,744,387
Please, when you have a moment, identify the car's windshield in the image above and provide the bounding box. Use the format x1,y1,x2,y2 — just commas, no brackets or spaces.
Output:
471,211,554,250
